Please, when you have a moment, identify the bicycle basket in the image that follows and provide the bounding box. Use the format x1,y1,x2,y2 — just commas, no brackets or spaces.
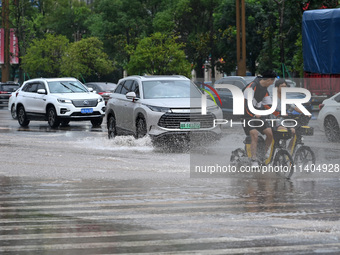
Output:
273,129,291,140
297,126,314,136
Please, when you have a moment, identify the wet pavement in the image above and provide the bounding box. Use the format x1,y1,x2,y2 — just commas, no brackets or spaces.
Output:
0,107,340,254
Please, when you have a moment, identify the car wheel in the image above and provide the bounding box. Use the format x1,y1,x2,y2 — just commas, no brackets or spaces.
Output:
107,115,117,139
324,116,340,142
11,104,17,119
17,105,30,127
47,106,60,128
91,118,103,127
136,117,147,139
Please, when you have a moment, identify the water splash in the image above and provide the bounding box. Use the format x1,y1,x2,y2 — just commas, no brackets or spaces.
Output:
74,135,154,152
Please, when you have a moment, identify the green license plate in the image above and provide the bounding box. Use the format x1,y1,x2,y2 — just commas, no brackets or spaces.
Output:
180,122,200,129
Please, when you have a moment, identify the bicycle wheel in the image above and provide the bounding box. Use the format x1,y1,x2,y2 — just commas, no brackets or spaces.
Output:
294,146,315,171
273,149,295,179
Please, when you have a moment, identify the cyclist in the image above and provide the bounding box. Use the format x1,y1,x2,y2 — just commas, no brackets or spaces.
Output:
243,70,277,167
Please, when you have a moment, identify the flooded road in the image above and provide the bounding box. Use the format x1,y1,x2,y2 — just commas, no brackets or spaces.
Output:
0,108,340,254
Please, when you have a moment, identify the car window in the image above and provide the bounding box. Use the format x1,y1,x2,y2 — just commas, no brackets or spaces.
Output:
99,83,116,91
215,80,245,89
334,94,340,103
115,81,124,94
121,80,133,95
86,84,96,90
37,83,46,91
129,81,140,98
25,83,39,93
0,84,19,92
142,80,201,99
215,85,233,92
234,81,245,89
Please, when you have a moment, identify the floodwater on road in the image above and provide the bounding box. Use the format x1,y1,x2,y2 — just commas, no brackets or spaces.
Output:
0,108,340,254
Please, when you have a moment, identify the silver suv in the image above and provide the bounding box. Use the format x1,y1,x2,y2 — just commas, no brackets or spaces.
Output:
106,75,222,143
15,77,106,128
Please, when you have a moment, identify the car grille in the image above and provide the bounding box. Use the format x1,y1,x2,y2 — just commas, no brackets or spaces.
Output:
72,99,98,107
158,113,215,129
70,111,101,116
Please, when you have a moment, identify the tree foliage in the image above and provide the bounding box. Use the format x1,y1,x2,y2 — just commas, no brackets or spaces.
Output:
21,35,113,80
127,33,192,77
61,37,114,80
6,0,340,82
21,34,69,77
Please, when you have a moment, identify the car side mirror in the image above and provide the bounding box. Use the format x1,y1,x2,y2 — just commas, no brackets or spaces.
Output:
126,91,137,101
87,87,94,92
37,89,47,94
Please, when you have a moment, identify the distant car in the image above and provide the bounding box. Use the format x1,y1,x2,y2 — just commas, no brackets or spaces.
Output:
0,82,20,107
85,82,117,104
15,77,106,128
317,92,340,142
106,75,222,144
212,76,255,117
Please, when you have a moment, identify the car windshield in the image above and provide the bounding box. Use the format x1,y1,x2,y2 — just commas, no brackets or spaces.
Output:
99,83,117,92
142,80,201,99
48,81,88,93
1,84,19,92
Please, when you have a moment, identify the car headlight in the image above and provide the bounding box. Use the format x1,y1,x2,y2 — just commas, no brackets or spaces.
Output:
57,99,72,104
97,97,104,103
146,105,172,113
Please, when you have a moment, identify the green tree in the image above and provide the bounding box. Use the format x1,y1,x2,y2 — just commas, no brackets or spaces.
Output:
60,37,114,80
126,33,191,77
37,0,91,41
86,0,154,71
21,34,69,78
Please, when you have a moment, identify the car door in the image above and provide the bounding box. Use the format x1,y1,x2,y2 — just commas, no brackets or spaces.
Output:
31,82,48,114
20,82,38,113
112,80,133,133
116,80,135,132
123,80,140,133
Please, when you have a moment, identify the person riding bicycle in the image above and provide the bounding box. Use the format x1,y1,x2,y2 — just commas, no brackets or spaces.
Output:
243,70,276,167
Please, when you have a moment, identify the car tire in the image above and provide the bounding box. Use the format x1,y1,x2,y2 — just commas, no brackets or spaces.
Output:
17,105,30,127
107,115,117,139
11,104,17,119
91,118,103,127
136,117,147,139
324,116,340,142
47,106,60,128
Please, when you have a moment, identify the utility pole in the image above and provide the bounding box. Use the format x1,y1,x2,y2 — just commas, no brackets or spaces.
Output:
1,0,10,82
236,0,246,76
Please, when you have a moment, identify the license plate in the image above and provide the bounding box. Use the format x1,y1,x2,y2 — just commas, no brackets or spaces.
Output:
180,122,200,129
81,108,93,114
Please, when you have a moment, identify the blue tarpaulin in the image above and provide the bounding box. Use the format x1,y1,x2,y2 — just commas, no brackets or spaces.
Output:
302,9,340,74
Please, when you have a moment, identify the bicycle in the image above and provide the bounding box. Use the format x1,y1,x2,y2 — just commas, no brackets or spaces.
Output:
230,125,295,179
286,114,316,171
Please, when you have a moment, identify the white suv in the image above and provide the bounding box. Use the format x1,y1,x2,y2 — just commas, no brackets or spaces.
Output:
106,75,222,144
15,77,106,128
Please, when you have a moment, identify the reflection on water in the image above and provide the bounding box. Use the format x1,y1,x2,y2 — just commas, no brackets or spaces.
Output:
1,176,340,254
